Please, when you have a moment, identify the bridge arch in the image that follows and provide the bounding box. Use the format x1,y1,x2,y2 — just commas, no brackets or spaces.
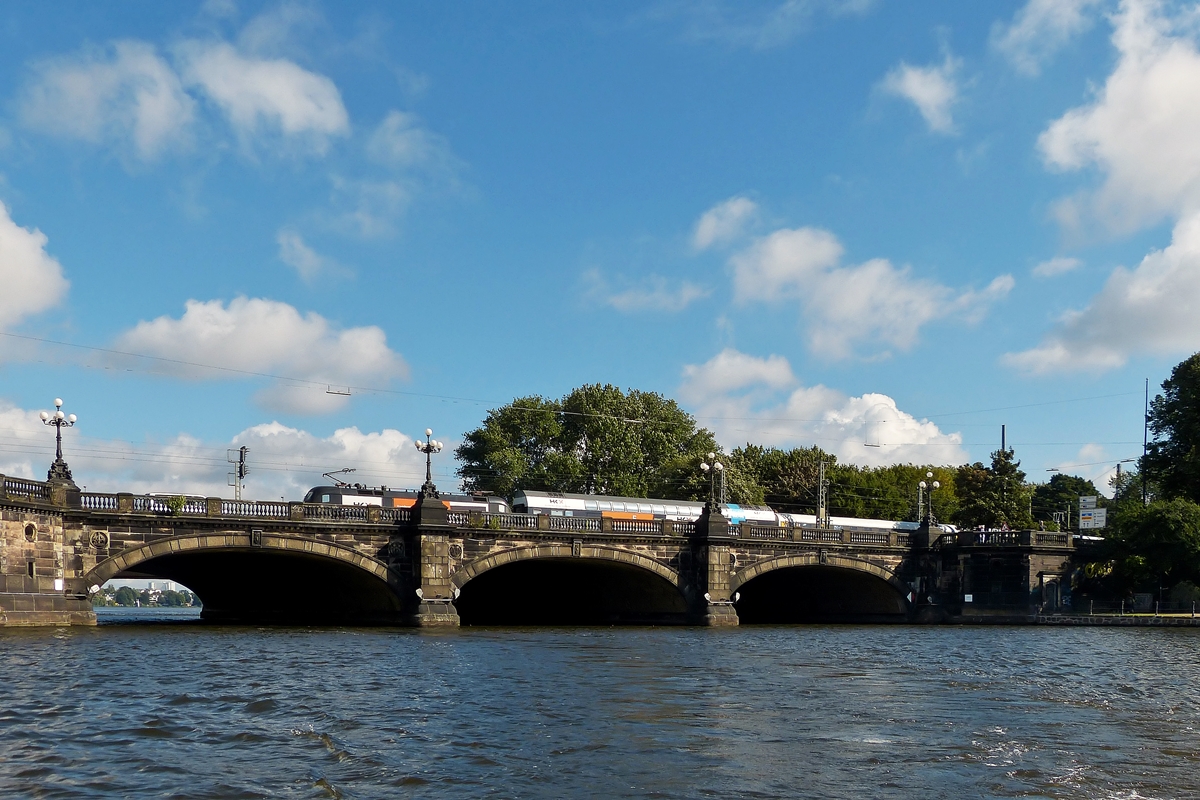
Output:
87,532,402,624
732,552,911,623
452,544,686,625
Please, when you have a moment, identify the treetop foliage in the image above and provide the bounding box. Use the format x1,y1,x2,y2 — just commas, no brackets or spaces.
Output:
1143,352,1200,504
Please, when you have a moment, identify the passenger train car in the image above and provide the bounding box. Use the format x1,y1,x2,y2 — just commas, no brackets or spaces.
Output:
515,490,787,526
303,485,509,513
304,485,939,533
513,490,931,532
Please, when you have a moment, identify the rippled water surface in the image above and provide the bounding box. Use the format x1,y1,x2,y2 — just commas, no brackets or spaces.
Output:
2,609,1200,798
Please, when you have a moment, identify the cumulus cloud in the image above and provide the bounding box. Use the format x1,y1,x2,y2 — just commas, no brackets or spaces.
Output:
730,226,1013,359
1039,0,1200,231
1011,1,1200,373
1032,256,1083,278
0,202,69,330
178,41,349,151
880,52,961,134
1006,211,1200,373
693,196,758,250
679,348,966,466
992,0,1103,75
0,399,434,498
113,297,407,414
584,270,710,313
19,40,194,159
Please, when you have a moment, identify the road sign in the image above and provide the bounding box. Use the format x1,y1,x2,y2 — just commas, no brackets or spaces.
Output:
1079,495,1097,509
1079,507,1107,530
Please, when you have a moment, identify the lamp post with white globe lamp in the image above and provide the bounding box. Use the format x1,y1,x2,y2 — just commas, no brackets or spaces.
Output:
414,428,444,499
40,398,77,486
700,452,725,506
918,471,941,525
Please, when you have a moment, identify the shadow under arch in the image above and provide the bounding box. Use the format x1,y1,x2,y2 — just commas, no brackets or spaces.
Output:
731,553,911,624
452,545,686,625
86,533,402,625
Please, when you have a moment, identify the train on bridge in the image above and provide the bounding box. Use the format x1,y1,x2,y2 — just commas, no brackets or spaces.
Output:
304,484,942,534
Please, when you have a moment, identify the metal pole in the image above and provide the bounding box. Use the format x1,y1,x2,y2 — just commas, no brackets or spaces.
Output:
1143,377,1149,506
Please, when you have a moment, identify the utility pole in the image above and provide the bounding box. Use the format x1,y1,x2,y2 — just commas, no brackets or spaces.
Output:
227,446,249,500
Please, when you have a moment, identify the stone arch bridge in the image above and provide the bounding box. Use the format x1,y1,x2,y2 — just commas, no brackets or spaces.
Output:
0,474,1074,627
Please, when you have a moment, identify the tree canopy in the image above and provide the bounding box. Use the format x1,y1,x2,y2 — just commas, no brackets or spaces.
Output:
456,384,754,501
951,449,1033,530
1143,352,1200,504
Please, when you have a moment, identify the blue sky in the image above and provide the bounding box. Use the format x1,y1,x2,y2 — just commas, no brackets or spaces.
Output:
0,0,1192,499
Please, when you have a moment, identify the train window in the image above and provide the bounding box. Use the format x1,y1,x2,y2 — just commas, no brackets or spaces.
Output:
585,501,598,511
639,504,652,514
321,494,331,503
598,502,611,511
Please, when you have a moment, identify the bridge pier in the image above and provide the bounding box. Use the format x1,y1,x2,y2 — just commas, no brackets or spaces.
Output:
687,506,739,627
401,496,460,627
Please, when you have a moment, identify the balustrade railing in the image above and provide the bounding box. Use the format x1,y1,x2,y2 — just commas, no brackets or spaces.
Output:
79,492,119,511
379,507,411,523
302,503,368,521
849,531,890,546
796,528,844,544
221,500,290,518
130,496,207,515
671,520,696,536
3,476,50,501
481,512,537,530
548,516,602,532
742,525,788,540
609,519,663,534
447,511,471,526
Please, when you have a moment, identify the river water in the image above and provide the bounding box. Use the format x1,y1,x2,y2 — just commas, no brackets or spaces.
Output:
1,609,1199,798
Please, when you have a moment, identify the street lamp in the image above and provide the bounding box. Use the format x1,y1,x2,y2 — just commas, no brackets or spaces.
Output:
918,471,940,525
40,398,77,485
414,428,443,498
700,451,725,505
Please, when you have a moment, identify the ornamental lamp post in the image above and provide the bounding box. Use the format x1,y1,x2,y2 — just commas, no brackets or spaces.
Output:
918,471,940,525
40,398,78,486
414,428,444,499
700,452,724,506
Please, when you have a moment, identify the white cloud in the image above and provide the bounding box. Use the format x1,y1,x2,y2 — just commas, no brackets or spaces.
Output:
113,297,407,414
693,196,758,250
1006,210,1200,373
20,40,194,159
679,349,967,466
730,226,1012,359
177,41,349,150
276,229,337,282
327,176,411,238
880,52,961,134
0,202,69,330
1032,255,1084,278
367,110,456,171
0,399,434,498
585,270,710,313
992,0,1103,76
1039,0,1200,231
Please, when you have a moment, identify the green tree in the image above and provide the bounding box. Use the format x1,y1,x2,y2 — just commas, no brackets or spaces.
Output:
112,586,138,606
1143,352,1200,503
952,449,1034,529
1032,473,1102,529
457,384,759,501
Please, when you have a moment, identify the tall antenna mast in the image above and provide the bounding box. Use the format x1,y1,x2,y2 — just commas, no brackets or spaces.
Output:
1143,377,1149,506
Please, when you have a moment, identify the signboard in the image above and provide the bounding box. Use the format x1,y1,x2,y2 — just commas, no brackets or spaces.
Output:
1079,495,1098,510
1079,507,1107,530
